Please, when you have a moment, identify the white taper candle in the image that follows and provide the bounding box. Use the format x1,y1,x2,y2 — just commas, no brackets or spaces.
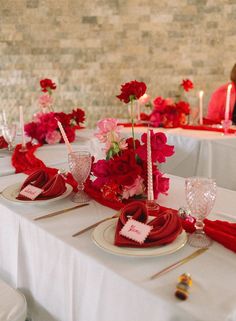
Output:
225,83,232,121
199,90,204,125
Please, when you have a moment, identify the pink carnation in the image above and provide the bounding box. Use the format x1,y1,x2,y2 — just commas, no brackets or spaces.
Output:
45,130,61,144
38,94,53,108
139,93,150,105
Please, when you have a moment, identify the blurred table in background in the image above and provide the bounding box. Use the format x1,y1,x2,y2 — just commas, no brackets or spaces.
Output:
120,126,236,191
0,129,104,177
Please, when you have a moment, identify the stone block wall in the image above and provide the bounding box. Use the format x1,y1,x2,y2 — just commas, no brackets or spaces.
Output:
0,0,235,127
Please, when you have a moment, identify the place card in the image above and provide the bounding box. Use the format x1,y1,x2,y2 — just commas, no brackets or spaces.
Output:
19,184,43,200
120,219,152,244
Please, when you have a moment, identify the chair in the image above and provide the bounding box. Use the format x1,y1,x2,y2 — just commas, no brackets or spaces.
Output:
0,278,27,321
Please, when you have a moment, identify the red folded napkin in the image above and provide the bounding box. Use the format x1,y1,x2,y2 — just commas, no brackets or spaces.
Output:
20,169,49,190
0,136,8,149
12,142,46,174
115,201,182,248
183,217,236,253
40,173,66,199
17,170,67,201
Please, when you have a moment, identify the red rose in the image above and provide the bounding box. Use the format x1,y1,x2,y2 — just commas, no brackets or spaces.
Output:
110,150,142,186
175,101,190,115
117,80,147,104
180,79,194,92
153,96,167,113
40,78,57,93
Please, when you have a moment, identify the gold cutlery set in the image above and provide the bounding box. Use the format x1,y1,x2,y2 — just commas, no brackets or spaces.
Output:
32,203,208,279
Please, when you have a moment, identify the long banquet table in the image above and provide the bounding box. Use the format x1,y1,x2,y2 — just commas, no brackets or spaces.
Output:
0,129,103,177
120,126,236,191
0,169,236,321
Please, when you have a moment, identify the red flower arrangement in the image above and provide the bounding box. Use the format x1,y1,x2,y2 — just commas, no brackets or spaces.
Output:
141,79,194,128
89,118,174,203
25,109,85,144
25,79,85,144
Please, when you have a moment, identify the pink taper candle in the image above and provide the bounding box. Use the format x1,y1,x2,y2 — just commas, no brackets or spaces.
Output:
225,83,232,121
19,106,26,148
57,121,73,154
147,129,154,201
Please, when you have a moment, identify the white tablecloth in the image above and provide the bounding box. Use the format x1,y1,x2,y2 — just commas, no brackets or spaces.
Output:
120,126,236,191
0,129,104,177
0,171,235,321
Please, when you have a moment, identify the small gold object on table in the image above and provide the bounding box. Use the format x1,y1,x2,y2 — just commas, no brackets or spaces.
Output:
175,273,192,300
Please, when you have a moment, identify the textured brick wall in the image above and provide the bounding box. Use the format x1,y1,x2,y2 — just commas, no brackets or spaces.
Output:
0,0,235,127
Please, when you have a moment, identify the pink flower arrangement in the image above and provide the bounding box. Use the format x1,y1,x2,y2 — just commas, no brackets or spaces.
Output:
90,118,174,202
25,108,85,144
25,78,86,144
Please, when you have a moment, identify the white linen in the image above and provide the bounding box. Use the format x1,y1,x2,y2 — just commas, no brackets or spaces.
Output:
0,278,27,321
120,126,236,190
0,129,104,177
0,171,235,321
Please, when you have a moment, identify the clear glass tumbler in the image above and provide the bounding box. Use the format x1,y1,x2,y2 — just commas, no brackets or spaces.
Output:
2,124,17,151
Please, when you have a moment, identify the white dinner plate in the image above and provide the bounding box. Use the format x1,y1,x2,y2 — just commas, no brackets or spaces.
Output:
1,183,73,205
92,218,187,257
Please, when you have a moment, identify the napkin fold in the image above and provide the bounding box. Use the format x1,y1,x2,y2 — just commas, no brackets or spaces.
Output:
17,170,67,200
0,136,8,149
20,169,49,190
115,201,182,248
183,217,236,253
40,173,67,199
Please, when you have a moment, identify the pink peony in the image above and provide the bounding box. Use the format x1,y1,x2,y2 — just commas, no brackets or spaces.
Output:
122,176,145,199
95,118,122,152
45,130,61,144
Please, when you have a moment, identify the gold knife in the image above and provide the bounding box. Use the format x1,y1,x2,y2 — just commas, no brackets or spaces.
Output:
34,203,89,221
72,212,120,237
150,248,208,280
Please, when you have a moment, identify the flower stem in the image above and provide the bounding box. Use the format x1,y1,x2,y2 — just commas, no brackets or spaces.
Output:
130,98,136,150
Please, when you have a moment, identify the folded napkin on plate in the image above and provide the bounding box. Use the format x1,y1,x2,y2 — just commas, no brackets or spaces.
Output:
39,173,66,199
0,136,8,149
183,217,236,253
20,169,49,190
17,170,66,200
115,201,182,248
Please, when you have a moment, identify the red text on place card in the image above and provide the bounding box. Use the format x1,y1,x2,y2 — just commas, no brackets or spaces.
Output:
120,219,152,244
20,185,43,200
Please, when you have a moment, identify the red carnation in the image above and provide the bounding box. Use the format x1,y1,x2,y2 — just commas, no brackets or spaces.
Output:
180,79,194,92
71,108,85,125
40,78,57,93
117,80,147,104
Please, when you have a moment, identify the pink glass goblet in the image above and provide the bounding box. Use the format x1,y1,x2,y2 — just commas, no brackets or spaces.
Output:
185,177,217,248
68,151,92,203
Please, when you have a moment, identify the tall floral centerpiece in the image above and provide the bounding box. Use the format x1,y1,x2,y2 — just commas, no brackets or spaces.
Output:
88,118,174,204
117,80,147,148
25,79,85,144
